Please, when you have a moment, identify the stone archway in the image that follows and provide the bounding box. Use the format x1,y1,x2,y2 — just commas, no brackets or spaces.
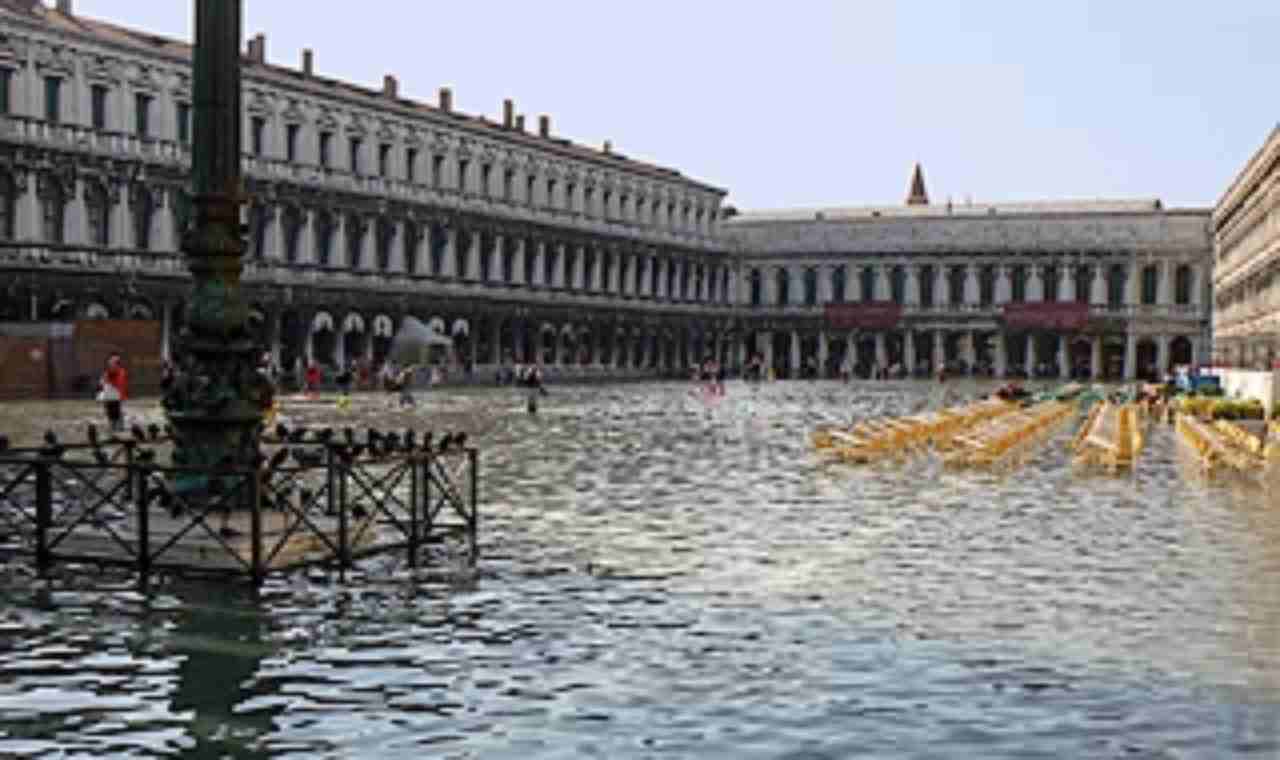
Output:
541,323,558,365
1070,338,1093,379
1136,337,1158,381
312,311,337,367
1170,335,1193,367
372,314,395,365
342,312,367,368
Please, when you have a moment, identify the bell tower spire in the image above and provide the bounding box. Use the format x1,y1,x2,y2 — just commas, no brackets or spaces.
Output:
906,162,929,206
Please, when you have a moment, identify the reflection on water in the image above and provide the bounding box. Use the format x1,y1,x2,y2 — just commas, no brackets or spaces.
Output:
2,381,1280,758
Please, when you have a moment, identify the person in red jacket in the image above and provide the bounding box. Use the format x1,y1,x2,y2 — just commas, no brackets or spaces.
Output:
100,353,128,432
304,361,322,399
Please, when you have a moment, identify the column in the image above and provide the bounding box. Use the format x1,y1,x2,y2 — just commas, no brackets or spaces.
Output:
1028,264,1044,302
466,231,481,281
1025,333,1035,374
269,205,284,261
905,266,919,307
1090,265,1106,306
532,241,545,286
761,331,774,374
360,219,376,271
18,171,39,241
573,245,585,290
490,234,504,283
490,319,501,365
874,331,887,370
1091,337,1102,379
938,265,951,309
966,331,978,369
161,301,173,362
996,266,1012,304
1058,337,1069,379
933,329,946,372
513,238,527,285
1189,264,1203,307
270,309,283,367
1156,333,1170,376
1124,332,1137,380
904,330,915,375
1158,261,1173,306
115,185,133,249
790,331,801,379
818,330,829,377
67,178,86,245
994,332,1007,378
873,265,888,302
1063,261,1078,302
964,265,979,306
846,332,856,373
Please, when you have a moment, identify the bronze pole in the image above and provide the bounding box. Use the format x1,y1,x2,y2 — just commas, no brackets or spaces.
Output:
165,0,272,494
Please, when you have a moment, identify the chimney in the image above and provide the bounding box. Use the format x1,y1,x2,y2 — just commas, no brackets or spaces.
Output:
603,140,612,154
438,87,452,113
515,114,525,132
56,0,72,15
383,75,398,99
502,99,514,129
246,33,265,64
538,114,550,138
301,48,313,76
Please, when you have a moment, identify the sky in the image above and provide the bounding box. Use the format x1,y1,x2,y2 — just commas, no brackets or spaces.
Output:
69,1,1280,211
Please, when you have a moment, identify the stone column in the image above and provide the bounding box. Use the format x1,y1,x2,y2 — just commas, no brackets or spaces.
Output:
933,329,946,372
846,332,857,372
790,330,801,379
532,241,545,286
875,331,887,370
938,265,951,309
298,210,315,265
270,309,283,367
1156,333,1170,375
873,265,889,302
905,266,919,307
1058,337,1069,379
115,185,133,249
1028,264,1044,302
1063,261,1078,302
1124,332,1137,380
18,171,39,241
513,238,526,285
1090,265,1106,306
1025,333,1035,374
761,331,774,374
490,234,504,283
818,330,829,377
994,332,1007,378
1091,337,1103,379
67,178,86,245
161,301,174,361
491,319,501,365
466,231,481,282
996,265,1012,304
965,331,978,369
904,330,915,375
1158,261,1172,306
964,265,979,306
269,205,284,261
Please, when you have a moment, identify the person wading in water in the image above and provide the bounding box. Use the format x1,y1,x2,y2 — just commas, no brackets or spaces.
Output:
99,353,128,433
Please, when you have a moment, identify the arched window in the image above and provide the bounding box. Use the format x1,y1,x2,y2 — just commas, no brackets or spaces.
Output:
347,214,365,268
132,187,154,250
524,239,537,284
545,243,558,287
376,218,395,271
402,222,420,274
502,239,515,283
831,265,847,303
315,211,334,267
85,180,110,246
749,268,762,307
430,224,447,275
1011,265,1027,303
1107,263,1126,308
948,266,965,305
861,267,876,302
282,206,303,263
0,172,17,240
564,247,576,288
890,265,906,305
455,229,470,278
918,265,934,307
1141,264,1158,305
776,268,790,306
1074,265,1091,304
1174,264,1192,305
40,176,66,244
804,267,818,306
1042,264,1059,302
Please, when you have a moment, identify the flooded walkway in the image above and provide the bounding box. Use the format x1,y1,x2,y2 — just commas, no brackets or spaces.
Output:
1,381,1279,758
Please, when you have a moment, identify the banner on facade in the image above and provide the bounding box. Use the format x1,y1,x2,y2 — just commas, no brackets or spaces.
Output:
824,302,902,330
1000,302,1091,331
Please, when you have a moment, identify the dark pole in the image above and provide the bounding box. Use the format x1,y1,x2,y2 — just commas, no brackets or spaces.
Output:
164,0,271,495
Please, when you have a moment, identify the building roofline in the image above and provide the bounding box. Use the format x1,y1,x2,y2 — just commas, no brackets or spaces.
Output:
13,3,728,196
724,198,1210,225
1214,123,1280,212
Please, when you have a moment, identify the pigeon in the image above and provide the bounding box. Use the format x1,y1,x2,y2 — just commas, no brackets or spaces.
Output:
275,423,288,442
453,432,468,450
131,424,147,443
420,431,434,453
43,430,58,446
147,423,161,441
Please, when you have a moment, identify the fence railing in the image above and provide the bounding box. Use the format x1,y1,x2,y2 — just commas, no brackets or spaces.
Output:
0,433,478,585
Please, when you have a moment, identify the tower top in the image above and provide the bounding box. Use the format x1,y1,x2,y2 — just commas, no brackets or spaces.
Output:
906,162,929,205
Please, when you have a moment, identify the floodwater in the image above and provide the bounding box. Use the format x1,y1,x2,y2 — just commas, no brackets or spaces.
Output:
1,380,1279,758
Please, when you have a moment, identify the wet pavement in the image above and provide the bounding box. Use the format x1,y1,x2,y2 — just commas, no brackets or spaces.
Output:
1,380,1278,758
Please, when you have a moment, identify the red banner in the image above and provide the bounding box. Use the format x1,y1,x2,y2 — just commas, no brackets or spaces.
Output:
1000,302,1091,331
824,302,902,330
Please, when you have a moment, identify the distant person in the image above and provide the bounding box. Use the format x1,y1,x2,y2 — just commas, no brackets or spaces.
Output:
98,353,128,433
304,361,322,398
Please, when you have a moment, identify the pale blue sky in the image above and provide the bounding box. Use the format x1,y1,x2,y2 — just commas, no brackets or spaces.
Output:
71,1,1280,211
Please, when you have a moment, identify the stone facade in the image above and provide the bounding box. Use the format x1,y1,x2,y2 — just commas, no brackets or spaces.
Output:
0,1,739,381
724,182,1214,381
1213,124,1280,368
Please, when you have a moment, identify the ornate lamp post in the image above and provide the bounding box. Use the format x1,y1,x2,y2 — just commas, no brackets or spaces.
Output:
163,0,272,493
